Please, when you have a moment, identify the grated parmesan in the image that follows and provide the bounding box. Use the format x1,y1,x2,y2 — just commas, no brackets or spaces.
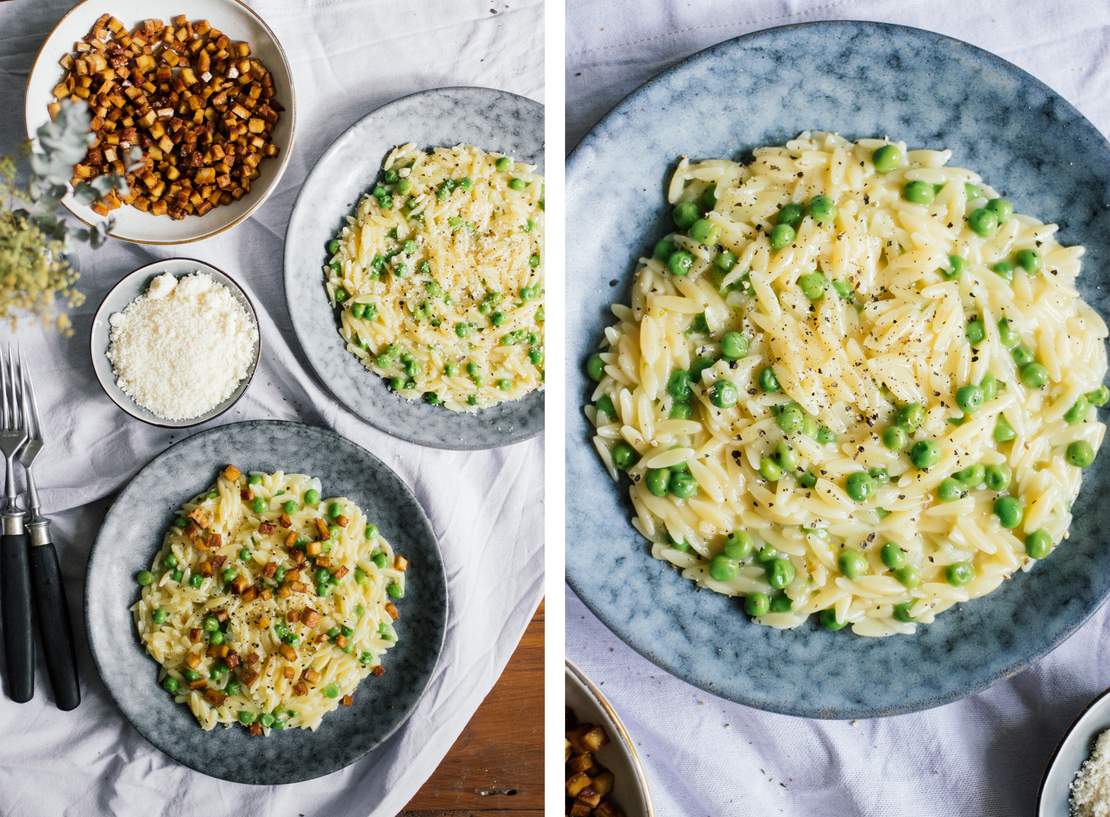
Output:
1072,729,1110,817
107,272,258,421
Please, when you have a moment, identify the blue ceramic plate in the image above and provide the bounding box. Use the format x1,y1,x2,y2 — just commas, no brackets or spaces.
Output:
284,87,545,450
86,420,448,783
565,21,1110,718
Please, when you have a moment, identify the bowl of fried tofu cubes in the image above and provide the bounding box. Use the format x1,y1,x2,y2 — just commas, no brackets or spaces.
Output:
25,0,295,244
566,660,653,817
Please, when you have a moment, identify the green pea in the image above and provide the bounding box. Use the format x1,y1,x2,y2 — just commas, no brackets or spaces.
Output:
801,415,819,439
667,536,689,552
508,177,526,191
1066,440,1096,468
210,631,225,646
807,195,836,225
669,471,698,499
387,582,404,599
980,374,998,402
724,531,755,561
798,272,827,301
895,403,925,432
1087,386,1110,407
250,497,265,514
152,608,167,626
595,395,616,419
653,238,676,260
720,332,749,360
171,569,183,582
669,402,692,420
689,356,715,382
238,710,256,726
953,384,982,414
940,255,965,280
766,557,796,589
889,601,914,623
954,463,985,487
708,554,740,582
983,463,1010,491
701,183,718,211
689,218,717,244
1065,397,1090,424
1011,344,1034,367
845,471,874,502
666,369,691,401
304,488,320,506
910,440,940,469
587,353,605,381
495,156,512,172
903,180,935,205
1015,249,1040,274
757,546,779,563
774,441,797,471
993,495,1024,529
745,592,771,617
279,500,296,515
831,279,853,300
798,470,817,489
759,367,780,393
610,442,638,471
880,542,907,570
455,322,472,338
162,553,178,570
871,144,902,173
994,415,1016,443
965,319,985,345
673,200,700,229
967,207,998,237
816,426,836,445
991,261,1014,282
892,565,919,589
238,548,251,562
1025,529,1053,560
189,574,203,588
770,593,793,613
326,501,341,520
838,549,869,579
882,425,908,451
776,203,804,228
183,669,201,682
964,182,983,200
937,477,967,502
668,250,694,277
818,609,846,631
1020,362,1048,390
646,468,671,497
173,516,188,529
221,568,236,584
371,551,388,568
716,250,737,272
136,570,153,587
160,674,180,695
769,223,795,251
710,380,739,409
986,197,1013,222
777,404,804,435
946,561,975,586
759,456,784,482
997,318,1019,349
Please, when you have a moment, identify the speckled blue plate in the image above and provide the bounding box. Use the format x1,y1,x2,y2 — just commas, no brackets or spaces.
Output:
284,87,545,450
566,21,1110,719
85,420,447,783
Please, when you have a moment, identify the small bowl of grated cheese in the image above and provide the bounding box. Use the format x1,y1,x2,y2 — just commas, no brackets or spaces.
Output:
91,258,260,427
1040,688,1110,817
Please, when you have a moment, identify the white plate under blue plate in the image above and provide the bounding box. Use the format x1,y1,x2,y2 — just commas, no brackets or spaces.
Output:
283,86,545,450
566,21,1110,718
1039,687,1110,817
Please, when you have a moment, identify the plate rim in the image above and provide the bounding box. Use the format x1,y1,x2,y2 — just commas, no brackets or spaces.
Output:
281,84,545,450
83,418,449,783
23,0,299,245
565,18,1110,719
87,256,262,429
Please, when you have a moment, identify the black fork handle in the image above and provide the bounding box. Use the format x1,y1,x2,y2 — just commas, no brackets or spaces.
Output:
1,520,33,703
28,521,79,710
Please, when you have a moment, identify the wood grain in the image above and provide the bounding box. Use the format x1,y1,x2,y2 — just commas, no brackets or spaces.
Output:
400,601,544,817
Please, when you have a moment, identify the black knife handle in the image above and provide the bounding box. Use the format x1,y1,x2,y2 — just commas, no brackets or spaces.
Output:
1,530,33,702
28,530,80,711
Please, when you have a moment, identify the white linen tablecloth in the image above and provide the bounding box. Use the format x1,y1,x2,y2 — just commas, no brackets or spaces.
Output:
0,1,543,815
566,1,1110,815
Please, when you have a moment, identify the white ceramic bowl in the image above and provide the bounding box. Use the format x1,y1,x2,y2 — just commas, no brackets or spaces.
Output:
1039,687,1110,816
565,660,654,817
89,257,260,427
25,0,296,244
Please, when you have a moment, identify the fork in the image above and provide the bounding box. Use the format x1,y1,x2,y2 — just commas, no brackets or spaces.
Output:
20,351,80,710
0,348,32,703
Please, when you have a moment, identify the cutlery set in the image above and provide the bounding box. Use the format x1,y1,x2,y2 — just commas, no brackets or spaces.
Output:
0,349,79,710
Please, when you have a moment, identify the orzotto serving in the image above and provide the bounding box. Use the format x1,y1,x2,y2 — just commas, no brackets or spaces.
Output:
324,143,545,411
586,132,1108,637
133,466,406,733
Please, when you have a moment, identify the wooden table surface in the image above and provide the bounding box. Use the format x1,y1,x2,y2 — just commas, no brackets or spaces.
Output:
400,601,544,817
